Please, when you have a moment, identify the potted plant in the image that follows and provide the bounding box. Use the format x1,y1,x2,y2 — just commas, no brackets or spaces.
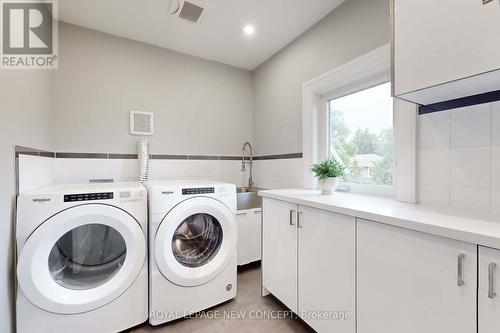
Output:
311,157,345,195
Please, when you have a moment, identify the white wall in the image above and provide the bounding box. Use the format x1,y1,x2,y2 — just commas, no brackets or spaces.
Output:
0,71,52,333
52,23,254,156
418,102,500,213
253,0,390,156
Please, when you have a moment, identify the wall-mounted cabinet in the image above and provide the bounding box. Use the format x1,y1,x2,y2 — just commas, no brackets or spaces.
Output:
393,0,500,105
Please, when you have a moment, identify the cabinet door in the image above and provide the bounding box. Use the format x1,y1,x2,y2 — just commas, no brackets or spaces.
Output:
394,0,500,99
479,246,500,333
357,219,476,333
262,198,298,312
249,209,262,263
236,211,250,266
298,206,355,333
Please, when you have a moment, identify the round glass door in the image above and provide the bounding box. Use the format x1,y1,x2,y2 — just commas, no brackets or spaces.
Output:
48,224,127,290
172,214,223,268
154,197,237,287
17,204,146,314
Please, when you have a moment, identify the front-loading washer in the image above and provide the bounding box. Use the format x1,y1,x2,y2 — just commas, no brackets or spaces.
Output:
16,182,148,333
145,180,237,326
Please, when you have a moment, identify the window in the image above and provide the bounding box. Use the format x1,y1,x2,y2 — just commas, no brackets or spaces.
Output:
328,82,393,189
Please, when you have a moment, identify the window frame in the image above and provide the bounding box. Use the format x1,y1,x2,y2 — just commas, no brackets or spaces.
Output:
322,80,395,197
302,44,417,202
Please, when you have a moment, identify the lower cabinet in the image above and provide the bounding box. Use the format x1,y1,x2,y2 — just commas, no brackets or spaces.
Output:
262,198,298,312
249,209,262,262
262,197,500,333
298,205,355,333
357,219,477,333
479,246,500,333
236,208,262,266
262,198,356,332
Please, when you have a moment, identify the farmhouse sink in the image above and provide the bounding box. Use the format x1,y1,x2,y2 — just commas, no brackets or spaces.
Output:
236,187,263,210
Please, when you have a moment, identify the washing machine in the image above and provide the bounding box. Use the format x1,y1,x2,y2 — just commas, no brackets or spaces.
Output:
145,180,237,326
16,182,148,333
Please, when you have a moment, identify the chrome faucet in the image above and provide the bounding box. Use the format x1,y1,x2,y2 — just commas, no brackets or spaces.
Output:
241,142,254,189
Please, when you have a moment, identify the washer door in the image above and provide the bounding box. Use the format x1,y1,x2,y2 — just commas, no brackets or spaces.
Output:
155,197,236,287
17,204,146,314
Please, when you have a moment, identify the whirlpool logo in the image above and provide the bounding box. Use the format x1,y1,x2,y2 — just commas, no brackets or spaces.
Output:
32,197,50,203
1,0,58,69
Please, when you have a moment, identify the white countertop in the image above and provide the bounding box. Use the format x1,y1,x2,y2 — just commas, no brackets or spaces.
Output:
259,189,500,249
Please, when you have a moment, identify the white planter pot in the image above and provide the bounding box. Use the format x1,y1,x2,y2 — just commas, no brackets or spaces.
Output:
319,177,339,195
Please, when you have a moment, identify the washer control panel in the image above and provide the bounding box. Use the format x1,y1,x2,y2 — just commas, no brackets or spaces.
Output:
64,192,113,202
182,187,215,195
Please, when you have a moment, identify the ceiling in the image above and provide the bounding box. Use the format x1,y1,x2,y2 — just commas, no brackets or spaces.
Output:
58,0,345,70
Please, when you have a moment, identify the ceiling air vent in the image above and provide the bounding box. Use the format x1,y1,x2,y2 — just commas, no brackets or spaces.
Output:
169,0,207,24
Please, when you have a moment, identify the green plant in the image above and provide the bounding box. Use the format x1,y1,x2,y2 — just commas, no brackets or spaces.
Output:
311,157,345,181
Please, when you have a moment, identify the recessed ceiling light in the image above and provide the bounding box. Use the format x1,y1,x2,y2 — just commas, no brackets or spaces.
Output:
243,25,255,36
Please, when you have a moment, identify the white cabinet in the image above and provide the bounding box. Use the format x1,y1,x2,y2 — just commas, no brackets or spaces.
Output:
357,219,477,333
479,246,500,333
236,208,262,266
236,211,251,266
262,198,356,332
262,198,298,312
298,206,355,333
249,209,262,263
394,0,500,104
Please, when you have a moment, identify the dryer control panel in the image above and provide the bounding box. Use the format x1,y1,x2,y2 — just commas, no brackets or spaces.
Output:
182,187,215,195
64,192,114,202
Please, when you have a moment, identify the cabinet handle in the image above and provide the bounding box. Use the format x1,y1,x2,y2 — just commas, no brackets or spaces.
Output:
489,263,496,299
289,210,295,226
254,210,262,214
237,212,248,216
457,254,465,287
297,210,303,228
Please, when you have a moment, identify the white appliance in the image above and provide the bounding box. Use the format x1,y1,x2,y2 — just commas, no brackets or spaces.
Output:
145,180,237,326
16,182,148,333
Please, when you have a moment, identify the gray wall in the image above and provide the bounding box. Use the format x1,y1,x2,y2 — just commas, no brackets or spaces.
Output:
253,0,390,155
0,71,52,333
2,1,390,329
52,23,254,155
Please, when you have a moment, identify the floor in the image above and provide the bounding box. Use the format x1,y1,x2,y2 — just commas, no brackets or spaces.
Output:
132,263,312,333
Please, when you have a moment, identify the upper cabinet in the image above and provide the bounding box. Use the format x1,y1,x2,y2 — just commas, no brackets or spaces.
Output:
393,0,500,105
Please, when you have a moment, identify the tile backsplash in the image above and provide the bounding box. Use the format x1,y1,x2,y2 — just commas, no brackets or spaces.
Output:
18,156,250,193
418,101,500,213
16,141,308,195
17,152,305,194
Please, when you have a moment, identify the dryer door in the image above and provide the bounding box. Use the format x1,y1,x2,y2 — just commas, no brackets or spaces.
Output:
17,204,146,314
155,197,236,287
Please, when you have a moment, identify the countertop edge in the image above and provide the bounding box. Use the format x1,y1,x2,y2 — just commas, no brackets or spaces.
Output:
259,190,500,249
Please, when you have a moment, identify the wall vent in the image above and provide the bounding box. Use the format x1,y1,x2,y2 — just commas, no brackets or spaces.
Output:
130,111,154,136
179,1,204,23
169,0,208,24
